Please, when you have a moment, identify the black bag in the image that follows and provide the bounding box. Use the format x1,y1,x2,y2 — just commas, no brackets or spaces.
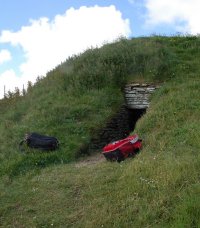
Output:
19,132,59,152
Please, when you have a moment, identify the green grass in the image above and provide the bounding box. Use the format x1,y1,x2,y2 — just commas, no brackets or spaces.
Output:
0,37,174,177
0,36,200,227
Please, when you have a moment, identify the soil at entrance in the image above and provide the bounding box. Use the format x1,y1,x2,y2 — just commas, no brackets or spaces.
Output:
75,152,105,168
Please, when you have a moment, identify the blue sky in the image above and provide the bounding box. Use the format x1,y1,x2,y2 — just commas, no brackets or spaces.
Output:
0,0,199,98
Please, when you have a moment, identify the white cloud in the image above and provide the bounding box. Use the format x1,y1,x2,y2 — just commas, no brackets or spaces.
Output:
0,5,131,98
145,0,200,34
0,49,11,64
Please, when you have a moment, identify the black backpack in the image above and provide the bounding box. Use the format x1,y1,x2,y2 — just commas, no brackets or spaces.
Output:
19,132,59,152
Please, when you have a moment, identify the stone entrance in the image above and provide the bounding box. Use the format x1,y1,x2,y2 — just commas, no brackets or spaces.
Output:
77,83,159,156
124,83,159,109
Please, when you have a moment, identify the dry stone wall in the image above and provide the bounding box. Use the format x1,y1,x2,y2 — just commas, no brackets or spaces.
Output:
124,83,159,109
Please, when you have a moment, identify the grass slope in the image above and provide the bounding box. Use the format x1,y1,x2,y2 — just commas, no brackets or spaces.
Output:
0,36,200,227
0,37,174,177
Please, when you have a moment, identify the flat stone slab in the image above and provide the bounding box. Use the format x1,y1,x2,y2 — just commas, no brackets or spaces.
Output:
124,83,160,109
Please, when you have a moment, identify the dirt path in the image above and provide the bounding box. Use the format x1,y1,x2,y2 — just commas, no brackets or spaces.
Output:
75,152,105,168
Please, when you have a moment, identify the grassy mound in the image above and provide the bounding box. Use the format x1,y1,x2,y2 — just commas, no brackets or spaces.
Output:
0,37,174,177
0,36,199,227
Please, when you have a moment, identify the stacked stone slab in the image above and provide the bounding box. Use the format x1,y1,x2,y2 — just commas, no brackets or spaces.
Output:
124,83,159,109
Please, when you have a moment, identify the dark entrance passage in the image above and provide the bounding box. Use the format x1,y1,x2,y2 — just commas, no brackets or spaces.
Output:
77,105,146,156
127,108,146,132
77,84,159,156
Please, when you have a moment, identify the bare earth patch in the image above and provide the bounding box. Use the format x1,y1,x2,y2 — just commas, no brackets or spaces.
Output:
75,152,105,168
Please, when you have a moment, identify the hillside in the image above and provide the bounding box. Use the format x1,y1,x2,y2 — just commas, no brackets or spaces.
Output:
0,36,200,227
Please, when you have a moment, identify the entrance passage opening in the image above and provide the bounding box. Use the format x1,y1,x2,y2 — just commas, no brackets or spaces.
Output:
77,83,159,156
127,108,146,132
78,105,146,156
